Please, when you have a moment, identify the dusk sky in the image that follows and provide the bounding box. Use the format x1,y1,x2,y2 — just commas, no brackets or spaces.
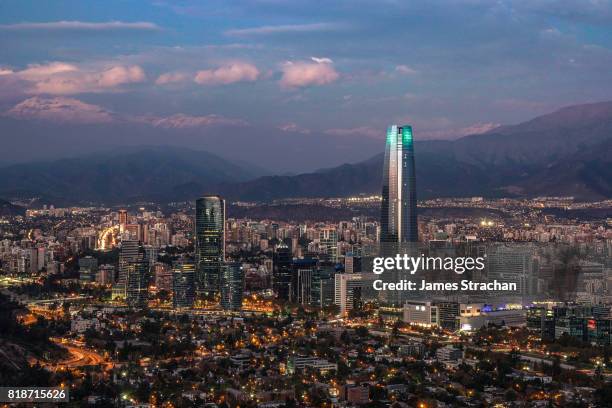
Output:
1,0,612,170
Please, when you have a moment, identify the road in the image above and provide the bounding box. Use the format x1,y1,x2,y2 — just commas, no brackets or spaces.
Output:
42,338,112,371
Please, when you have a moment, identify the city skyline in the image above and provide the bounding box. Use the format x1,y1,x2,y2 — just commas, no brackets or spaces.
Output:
0,1,611,406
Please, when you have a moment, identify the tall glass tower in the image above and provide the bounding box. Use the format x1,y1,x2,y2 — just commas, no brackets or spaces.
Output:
381,125,417,243
220,262,244,311
195,195,225,294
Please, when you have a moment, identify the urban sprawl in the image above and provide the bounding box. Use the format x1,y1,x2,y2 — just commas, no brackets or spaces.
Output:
0,126,611,407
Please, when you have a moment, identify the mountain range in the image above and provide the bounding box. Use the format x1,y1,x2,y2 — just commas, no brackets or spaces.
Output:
220,101,612,201
0,100,611,204
0,147,265,205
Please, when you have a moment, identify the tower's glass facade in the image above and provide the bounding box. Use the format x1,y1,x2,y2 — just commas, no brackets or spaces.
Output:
381,124,417,243
272,242,292,301
220,262,244,310
172,262,196,309
195,195,225,294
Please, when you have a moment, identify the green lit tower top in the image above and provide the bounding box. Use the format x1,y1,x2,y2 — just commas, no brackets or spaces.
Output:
380,125,417,243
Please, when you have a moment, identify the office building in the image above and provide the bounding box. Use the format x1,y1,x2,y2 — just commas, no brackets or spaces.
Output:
319,228,338,262
291,258,319,305
220,262,244,311
403,301,439,327
380,124,417,243
126,260,148,308
96,264,115,285
273,242,292,301
344,252,362,274
172,262,196,309
195,195,225,294
78,256,98,283
118,209,128,232
118,239,140,285
334,273,363,314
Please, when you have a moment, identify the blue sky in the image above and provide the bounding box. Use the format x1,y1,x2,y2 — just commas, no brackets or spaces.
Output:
1,0,612,169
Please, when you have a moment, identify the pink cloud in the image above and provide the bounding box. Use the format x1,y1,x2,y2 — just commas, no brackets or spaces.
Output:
194,62,259,85
278,122,311,134
395,65,418,75
324,126,380,138
6,62,146,94
97,66,145,87
18,62,78,78
4,96,114,123
146,113,247,128
280,57,339,88
155,71,190,85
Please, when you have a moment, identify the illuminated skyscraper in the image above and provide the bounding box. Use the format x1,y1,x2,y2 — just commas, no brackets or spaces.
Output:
118,209,128,233
195,195,225,294
126,260,148,308
380,125,418,243
172,261,196,309
319,228,338,262
220,262,244,311
273,242,292,301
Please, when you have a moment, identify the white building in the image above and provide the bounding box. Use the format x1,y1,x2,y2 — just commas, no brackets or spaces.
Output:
334,273,363,314
403,301,439,327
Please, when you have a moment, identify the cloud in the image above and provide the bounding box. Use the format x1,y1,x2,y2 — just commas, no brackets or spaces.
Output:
280,57,339,88
278,122,311,134
18,62,78,78
194,62,259,85
225,22,342,36
0,21,160,31
324,126,380,138
417,122,501,139
460,122,500,135
96,66,146,87
146,113,247,128
155,71,191,85
4,96,115,123
6,62,146,94
395,65,418,75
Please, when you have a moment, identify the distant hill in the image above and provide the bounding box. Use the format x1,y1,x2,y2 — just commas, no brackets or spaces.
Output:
0,146,265,205
0,199,24,217
220,101,612,201
0,101,611,204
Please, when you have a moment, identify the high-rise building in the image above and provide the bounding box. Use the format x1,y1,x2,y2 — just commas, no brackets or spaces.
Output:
154,263,173,291
172,262,196,309
220,262,244,311
316,265,336,308
126,260,148,308
380,125,417,243
118,239,140,284
273,242,293,301
291,258,319,305
319,228,338,262
195,195,225,294
334,273,363,315
97,264,115,285
143,245,158,268
118,209,128,232
485,244,533,301
344,252,362,274
78,256,98,283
